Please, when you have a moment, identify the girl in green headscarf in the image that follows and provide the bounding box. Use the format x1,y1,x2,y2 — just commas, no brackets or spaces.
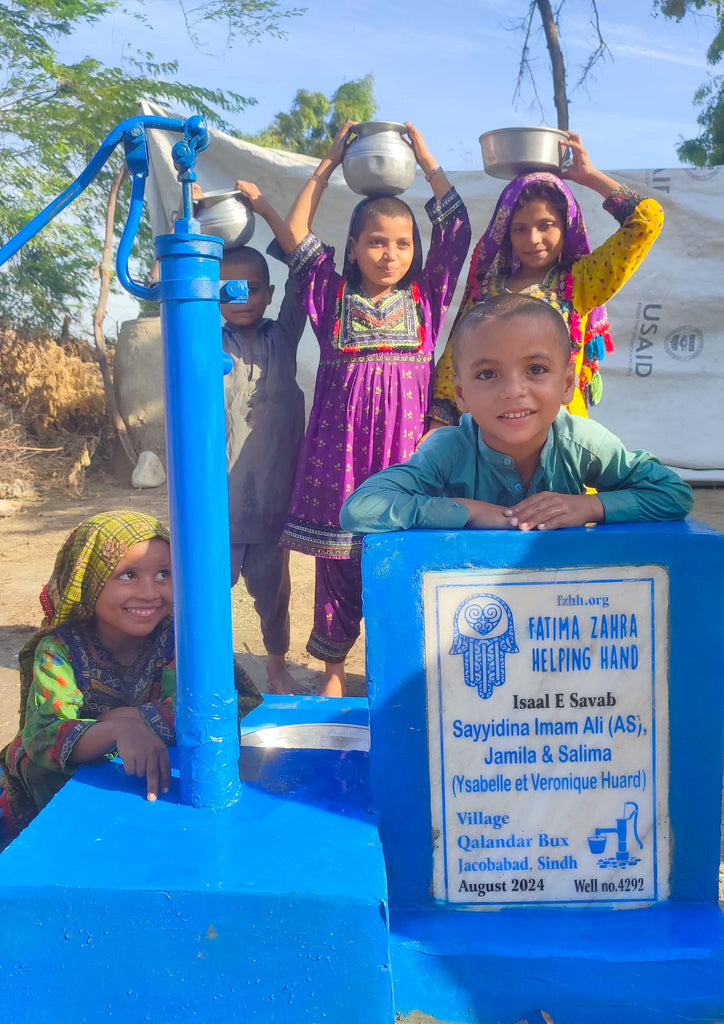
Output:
0,510,176,839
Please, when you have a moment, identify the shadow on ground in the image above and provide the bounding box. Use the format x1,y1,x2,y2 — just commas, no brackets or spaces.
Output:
0,625,35,670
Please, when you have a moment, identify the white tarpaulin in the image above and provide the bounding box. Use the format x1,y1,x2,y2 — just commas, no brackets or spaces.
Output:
141,100,724,482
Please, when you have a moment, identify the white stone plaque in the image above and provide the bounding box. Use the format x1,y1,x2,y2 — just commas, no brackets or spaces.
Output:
423,566,670,908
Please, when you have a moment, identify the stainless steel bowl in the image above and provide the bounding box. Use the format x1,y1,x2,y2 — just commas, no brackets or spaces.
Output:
480,127,571,180
241,722,370,751
193,189,255,249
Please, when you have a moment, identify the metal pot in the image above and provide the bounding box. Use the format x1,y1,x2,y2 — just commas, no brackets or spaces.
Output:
193,189,255,249
241,722,370,751
342,121,417,197
480,127,572,180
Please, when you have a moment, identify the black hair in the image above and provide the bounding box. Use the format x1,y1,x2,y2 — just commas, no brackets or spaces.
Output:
513,181,568,220
450,294,572,372
346,196,419,289
348,195,414,239
220,246,270,286
501,181,568,260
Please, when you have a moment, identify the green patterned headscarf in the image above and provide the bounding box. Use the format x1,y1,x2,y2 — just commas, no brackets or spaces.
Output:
38,510,170,627
18,510,170,725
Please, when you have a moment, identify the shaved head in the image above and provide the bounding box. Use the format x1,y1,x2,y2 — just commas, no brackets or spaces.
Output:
451,294,572,373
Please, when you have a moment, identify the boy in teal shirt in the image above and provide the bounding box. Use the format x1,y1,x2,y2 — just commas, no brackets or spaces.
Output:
340,294,693,534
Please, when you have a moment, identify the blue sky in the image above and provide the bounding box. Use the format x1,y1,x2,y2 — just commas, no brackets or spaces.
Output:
62,0,720,172
55,0,719,331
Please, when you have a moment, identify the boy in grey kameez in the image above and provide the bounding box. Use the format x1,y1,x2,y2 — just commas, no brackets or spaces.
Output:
220,182,306,693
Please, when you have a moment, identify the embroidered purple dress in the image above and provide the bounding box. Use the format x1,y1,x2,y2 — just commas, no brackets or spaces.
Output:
282,187,470,661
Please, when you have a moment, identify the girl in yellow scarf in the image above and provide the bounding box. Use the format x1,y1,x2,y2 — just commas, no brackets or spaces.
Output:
0,511,175,839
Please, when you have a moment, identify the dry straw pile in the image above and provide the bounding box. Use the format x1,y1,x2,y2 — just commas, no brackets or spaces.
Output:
0,328,109,497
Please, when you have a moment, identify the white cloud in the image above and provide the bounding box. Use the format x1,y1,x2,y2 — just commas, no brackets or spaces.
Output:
613,42,708,69
559,12,709,71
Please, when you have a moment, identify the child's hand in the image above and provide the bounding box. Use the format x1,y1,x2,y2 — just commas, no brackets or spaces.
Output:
234,180,288,241
457,498,513,529
191,183,204,201
403,122,436,173
559,131,621,198
326,120,357,167
113,714,171,801
503,492,604,531
235,179,263,210
559,132,598,186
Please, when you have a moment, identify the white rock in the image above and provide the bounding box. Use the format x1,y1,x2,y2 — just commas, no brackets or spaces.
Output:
131,450,166,489
0,498,21,517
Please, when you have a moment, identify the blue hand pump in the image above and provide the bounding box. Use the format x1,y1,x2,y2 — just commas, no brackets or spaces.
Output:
0,114,248,810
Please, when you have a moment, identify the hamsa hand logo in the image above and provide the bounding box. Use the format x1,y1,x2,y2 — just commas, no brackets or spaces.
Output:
450,594,519,699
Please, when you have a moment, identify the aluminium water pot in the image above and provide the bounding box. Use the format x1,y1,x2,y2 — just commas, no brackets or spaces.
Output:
193,189,255,249
342,121,417,197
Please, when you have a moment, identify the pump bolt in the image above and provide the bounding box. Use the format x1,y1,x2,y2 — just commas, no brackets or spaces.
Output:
219,280,249,304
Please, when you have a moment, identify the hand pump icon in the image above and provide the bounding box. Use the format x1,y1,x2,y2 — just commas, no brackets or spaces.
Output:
588,801,644,867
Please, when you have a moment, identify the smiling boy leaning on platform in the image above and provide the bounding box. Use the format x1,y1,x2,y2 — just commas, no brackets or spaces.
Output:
340,294,693,535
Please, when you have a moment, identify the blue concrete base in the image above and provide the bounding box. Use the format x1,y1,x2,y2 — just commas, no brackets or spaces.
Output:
361,524,724,1022
0,730,393,1023
241,694,370,732
390,904,724,1023
3,686,724,1022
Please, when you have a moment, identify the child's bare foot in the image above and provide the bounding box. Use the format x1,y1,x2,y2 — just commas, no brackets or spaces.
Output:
320,660,346,697
265,654,297,695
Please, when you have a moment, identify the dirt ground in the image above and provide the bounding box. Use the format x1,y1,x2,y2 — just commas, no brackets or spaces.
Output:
1,479,723,898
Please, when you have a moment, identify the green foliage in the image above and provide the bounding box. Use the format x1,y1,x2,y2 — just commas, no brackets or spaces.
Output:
164,0,303,49
654,0,724,165
241,74,377,157
0,0,299,331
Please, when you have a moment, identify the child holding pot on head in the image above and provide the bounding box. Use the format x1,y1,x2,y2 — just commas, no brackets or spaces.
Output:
429,131,664,427
190,180,311,694
272,120,471,696
215,180,309,696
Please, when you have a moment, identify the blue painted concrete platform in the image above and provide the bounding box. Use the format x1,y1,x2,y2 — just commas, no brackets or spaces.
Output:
364,521,724,1023
241,694,370,731
390,904,724,1023
2,523,724,1022
0,734,393,1023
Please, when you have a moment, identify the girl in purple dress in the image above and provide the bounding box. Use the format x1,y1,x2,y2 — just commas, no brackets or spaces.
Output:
275,121,470,695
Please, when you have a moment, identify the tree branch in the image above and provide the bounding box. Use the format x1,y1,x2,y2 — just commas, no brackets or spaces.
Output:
574,0,612,92
513,1,538,108
535,0,569,129
512,1,547,120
